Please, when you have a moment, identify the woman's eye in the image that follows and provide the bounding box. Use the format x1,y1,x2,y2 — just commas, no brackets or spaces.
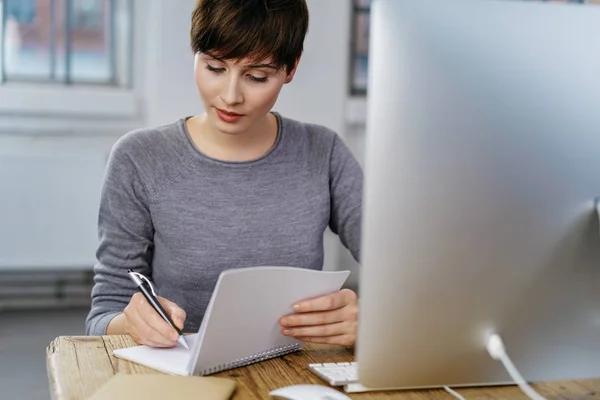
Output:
249,75,269,83
206,64,225,74
205,64,268,83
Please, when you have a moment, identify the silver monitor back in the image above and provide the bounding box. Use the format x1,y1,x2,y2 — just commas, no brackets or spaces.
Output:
357,0,600,390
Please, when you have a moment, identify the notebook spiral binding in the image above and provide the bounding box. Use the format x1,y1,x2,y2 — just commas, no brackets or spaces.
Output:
201,343,302,375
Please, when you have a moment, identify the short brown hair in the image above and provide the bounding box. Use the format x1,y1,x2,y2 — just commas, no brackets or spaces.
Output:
190,0,309,73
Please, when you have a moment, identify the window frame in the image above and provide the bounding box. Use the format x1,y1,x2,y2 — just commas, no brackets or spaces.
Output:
0,0,140,120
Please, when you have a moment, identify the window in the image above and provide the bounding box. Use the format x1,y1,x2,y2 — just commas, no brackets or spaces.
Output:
0,0,133,86
349,0,370,96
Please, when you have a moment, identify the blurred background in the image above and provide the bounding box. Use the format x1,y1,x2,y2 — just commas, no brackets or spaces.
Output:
0,0,596,399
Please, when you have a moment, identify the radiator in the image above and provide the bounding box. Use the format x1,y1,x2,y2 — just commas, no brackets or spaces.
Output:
0,269,94,311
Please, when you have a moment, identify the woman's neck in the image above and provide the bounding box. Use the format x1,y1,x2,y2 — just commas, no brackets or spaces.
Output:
186,113,278,162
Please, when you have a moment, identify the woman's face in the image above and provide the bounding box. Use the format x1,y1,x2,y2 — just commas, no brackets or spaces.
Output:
194,53,297,135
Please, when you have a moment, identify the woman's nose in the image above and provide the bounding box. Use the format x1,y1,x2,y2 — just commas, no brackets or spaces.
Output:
220,77,243,106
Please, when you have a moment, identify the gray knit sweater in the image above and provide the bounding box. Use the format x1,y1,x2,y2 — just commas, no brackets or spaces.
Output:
85,113,363,335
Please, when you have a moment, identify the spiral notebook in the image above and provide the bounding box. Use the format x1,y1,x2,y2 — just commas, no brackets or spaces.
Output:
113,266,350,376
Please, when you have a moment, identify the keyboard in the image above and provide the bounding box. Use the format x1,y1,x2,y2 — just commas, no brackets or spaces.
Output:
307,362,359,386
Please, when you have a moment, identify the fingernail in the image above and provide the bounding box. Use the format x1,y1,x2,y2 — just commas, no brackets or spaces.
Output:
293,304,300,310
281,318,289,326
283,329,291,335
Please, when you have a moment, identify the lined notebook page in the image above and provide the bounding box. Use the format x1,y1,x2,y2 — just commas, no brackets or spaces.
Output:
190,267,350,375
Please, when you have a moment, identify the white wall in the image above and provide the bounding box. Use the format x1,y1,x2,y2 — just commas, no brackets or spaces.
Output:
142,1,201,127
0,0,360,277
275,0,350,135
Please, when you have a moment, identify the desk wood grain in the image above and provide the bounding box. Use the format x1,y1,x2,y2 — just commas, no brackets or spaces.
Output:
46,336,600,400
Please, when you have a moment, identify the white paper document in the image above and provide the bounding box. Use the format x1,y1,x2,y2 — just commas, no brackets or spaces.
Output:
113,266,350,375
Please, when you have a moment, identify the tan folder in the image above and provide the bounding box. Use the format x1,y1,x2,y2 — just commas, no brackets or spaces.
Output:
88,373,236,400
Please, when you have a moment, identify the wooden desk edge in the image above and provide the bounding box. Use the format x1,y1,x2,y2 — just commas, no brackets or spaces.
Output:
44,335,357,400
46,337,63,400
45,335,600,400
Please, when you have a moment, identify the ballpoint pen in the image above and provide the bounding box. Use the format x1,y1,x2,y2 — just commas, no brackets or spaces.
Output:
126,269,190,350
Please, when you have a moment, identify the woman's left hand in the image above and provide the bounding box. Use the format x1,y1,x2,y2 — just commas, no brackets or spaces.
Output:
279,288,358,347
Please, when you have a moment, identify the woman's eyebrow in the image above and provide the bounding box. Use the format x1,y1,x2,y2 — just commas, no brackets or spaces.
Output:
245,63,278,69
202,55,277,70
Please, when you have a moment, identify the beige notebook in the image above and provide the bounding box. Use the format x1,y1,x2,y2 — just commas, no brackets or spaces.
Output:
88,374,236,400
113,266,350,376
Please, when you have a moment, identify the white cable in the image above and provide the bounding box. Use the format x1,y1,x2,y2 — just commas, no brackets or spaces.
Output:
444,386,467,400
486,333,547,400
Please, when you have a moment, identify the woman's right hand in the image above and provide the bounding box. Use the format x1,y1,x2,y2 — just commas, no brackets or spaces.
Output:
109,292,187,347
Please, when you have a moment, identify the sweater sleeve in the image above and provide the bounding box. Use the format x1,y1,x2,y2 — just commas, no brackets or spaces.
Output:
85,138,155,335
328,135,364,262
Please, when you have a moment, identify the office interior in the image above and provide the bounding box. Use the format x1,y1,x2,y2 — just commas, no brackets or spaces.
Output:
1,0,598,399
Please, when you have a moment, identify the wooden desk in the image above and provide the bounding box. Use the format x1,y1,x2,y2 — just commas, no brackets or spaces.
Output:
46,336,600,400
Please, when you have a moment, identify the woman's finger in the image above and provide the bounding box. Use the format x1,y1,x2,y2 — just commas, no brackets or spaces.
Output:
280,308,347,328
292,291,348,313
128,306,177,347
134,299,179,345
282,321,350,338
296,334,356,347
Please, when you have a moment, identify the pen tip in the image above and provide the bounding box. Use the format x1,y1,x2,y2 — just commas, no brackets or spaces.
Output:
179,336,190,350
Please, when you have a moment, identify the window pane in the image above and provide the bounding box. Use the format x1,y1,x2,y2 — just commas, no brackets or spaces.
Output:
352,55,368,93
3,0,56,80
351,11,369,93
354,0,372,8
69,0,113,83
353,11,369,55
111,0,132,87
52,0,69,82
69,0,132,85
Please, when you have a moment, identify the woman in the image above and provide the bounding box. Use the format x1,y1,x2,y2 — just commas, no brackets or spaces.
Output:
85,0,363,348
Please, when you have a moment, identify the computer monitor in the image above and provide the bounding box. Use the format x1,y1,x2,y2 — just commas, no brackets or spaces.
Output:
356,0,600,391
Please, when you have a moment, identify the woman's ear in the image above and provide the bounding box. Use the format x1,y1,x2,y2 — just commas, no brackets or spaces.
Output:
284,57,302,84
